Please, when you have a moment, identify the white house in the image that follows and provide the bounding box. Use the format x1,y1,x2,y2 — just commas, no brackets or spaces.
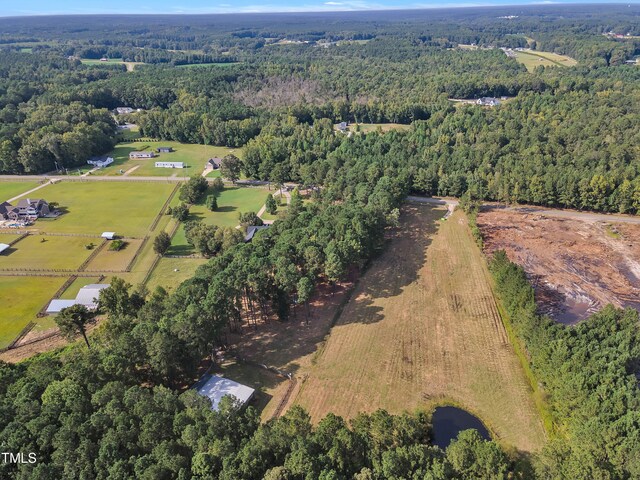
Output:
87,157,114,168
155,161,184,169
194,374,255,411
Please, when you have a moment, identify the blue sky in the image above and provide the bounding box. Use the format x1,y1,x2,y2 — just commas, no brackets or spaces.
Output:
0,0,632,16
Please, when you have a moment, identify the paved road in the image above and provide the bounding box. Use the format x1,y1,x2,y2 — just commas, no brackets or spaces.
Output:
407,195,640,225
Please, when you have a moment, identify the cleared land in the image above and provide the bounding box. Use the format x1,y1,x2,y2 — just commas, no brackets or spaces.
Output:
80,58,143,71
146,257,208,292
94,141,241,177
84,238,144,272
336,123,412,134
514,49,577,71
169,186,268,254
0,276,67,348
0,235,93,271
294,206,545,452
0,182,39,202
15,182,175,237
478,208,640,325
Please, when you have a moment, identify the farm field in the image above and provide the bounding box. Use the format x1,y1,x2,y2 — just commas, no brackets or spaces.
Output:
80,58,143,71
478,208,640,325
0,235,93,271
84,238,144,272
146,256,208,292
0,182,39,202
0,276,67,349
15,182,175,237
0,233,21,245
514,49,577,71
169,186,268,254
293,205,546,452
93,141,241,177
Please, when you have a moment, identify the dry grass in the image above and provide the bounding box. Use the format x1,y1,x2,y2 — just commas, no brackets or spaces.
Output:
293,205,546,452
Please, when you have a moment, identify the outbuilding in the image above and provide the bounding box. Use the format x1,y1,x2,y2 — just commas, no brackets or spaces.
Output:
45,284,110,314
155,161,184,169
101,232,116,240
156,147,174,153
193,374,255,411
0,243,10,254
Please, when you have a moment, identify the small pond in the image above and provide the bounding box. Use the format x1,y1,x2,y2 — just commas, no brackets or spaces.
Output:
431,406,490,449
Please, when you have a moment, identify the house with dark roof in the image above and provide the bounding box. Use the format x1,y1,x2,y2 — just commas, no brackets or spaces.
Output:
4,199,50,221
244,225,269,242
207,158,222,169
0,201,12,220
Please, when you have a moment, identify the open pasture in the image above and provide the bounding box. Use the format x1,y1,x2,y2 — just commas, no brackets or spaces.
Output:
16,182,174,237
0,276,67,349
169,186,268,254
94,141,241,177
514,49,577,71
84,238,144,272
146,256,208,292
0,235,93,271
293,206,546,452
0,181,39,202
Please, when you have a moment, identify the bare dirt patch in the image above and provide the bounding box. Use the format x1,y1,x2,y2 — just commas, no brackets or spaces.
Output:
292,205,545,453
478,209,640,324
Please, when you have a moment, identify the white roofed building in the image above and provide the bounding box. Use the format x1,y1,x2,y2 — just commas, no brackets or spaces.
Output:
194,374,255,411
46,284,110,314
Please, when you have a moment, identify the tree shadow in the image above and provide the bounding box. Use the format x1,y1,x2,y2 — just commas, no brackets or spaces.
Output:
216,206,237,214
227,203,444,372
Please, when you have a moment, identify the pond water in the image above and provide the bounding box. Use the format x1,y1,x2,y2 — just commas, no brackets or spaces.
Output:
431,406,490,449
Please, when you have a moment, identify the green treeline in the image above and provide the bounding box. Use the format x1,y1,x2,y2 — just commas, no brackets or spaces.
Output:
489,251,640,478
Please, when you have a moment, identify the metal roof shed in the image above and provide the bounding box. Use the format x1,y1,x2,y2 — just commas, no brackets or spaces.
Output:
194,374,255,411
101,232,116,240
0,243,10,254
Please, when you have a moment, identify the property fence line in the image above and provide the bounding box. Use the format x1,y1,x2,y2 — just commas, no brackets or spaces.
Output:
141,218,181,286
7,232,29,247
0,322,36,353
77,239,108,272
164,254,204,259
149,182,180,232
0,271,124,277
125,235,149,272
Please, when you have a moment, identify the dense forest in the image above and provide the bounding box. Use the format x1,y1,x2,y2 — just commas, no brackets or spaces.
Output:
1,5,639,479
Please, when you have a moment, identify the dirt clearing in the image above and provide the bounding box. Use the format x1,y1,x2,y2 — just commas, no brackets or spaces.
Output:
292,205,545,453
478,208,640,324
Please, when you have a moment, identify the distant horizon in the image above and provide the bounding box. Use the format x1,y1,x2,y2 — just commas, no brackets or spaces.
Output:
1,1,638,18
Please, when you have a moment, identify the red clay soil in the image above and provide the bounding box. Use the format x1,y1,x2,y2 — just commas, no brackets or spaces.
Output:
478,209,640,325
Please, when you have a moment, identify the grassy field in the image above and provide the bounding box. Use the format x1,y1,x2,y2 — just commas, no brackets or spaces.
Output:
0,276,67,348
293,206,546,452
146,256,208,292
514,50,577,71
0,234,22,245
0,182,40,202
84,238,144,272
93,141,241,177
16,182,175,237
0,235,94,270
81,58,143,72
169,186,268,255
260,194,289,222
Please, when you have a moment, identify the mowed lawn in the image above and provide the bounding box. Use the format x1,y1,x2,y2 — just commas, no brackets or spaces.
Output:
0,235,93,270
0,182,39,202
93,141,242,177
294,206,546,453
0,276,67,348
17,182,175,237
514,50,577,71
169,186,268,254
146,257,208,292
